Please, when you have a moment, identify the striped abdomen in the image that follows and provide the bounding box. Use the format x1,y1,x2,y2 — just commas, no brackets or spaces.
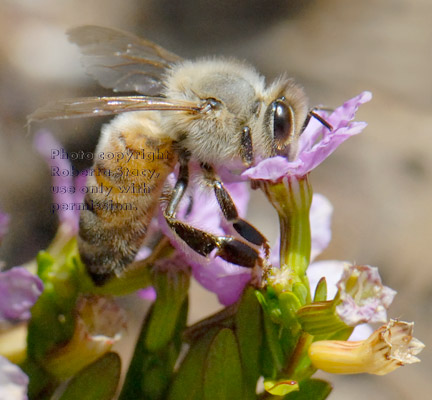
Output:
78,111,176,285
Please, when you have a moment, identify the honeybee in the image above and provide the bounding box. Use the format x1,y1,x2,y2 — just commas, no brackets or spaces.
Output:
30,26,329,285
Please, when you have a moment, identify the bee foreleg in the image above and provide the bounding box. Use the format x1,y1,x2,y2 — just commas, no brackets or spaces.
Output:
200,163,270,257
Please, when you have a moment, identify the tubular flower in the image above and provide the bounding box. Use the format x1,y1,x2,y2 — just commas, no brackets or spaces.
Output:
308,319,424,375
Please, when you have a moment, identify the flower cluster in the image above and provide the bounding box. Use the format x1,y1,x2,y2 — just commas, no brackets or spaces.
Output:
0,91,424,399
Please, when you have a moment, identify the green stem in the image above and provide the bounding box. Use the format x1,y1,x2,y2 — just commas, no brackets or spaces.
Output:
260,175,313,292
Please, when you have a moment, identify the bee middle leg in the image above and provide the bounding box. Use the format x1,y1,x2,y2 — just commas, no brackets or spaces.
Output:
164,155,261,268
200,163,269,257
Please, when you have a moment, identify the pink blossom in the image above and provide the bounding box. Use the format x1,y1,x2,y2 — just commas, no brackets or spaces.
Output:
0,267,43,323
242,92,372,182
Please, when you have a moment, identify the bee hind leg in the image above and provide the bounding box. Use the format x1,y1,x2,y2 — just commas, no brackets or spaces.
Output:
164,155,261,268
164,217,260,268
201,163,270,257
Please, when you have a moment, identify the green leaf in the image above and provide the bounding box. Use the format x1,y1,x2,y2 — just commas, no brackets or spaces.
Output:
59,352,121,400
279,291,302,331
145,268,189,352
262,311,284,375
203,328,243,400
284,378,332,400
21,358,57,399
264,378,299,396
120,298,188,400
255,289,283,325
235,287,262,399
292,282,308,306
168,327,219,400
313,278,327,302
326,326,353,341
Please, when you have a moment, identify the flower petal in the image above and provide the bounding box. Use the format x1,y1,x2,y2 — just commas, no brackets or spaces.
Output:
137,286,157,302
0,356,28,400
297,121,368,175
191,257,251,306
336,265,396,326
0,267,43,322
242,92,371,181
241,156,303,182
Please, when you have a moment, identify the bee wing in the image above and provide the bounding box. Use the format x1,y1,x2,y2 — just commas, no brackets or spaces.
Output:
67,25,182,96
28,96,201,122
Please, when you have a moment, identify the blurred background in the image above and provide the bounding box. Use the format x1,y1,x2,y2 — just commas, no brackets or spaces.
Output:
0,0,430,398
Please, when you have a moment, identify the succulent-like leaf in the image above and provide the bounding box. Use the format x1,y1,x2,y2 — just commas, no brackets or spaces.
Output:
59,352,121,400
203,328,243,400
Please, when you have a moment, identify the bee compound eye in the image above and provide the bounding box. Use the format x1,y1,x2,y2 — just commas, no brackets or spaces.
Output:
272,100,294,147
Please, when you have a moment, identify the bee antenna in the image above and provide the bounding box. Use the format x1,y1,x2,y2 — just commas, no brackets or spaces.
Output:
309,110,333,131
301,108,333,133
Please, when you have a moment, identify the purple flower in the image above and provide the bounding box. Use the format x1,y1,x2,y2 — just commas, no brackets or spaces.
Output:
0,356,28,400
307,261,397,340
0,267,43,323
307,260,374,341
34,130,86,234
158,175,252,305
242,92,372,182
160,179,334,305
336,264,396,326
